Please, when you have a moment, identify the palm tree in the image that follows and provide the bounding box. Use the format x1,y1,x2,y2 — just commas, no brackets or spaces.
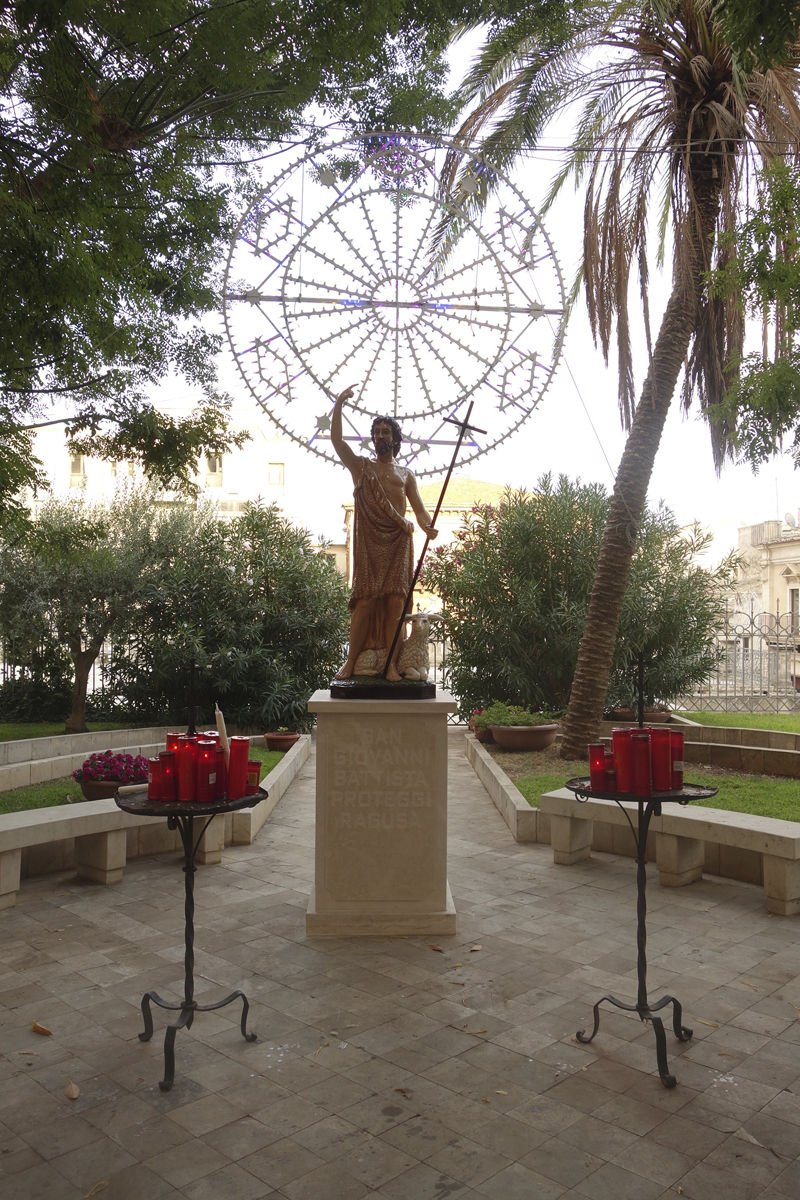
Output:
442,0,800,757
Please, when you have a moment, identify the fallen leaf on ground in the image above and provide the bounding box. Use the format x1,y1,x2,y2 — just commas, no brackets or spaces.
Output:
717,1051,737,1058
64,1080,80,1100
450,964,462,969
481,1098,490,1104
84,1184,108,1198
740,981,759,991
694,1019,718,1028
31,1021,51,1036
428,944,443,952
450,982,466,986
470,945,482,952
314,1043,330,1056
394,1088,407,1095
17,1051,39,1056
495,1090,508,1095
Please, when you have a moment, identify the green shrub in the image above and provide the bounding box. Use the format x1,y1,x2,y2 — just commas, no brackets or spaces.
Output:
472,701,560,729
423,475,735,720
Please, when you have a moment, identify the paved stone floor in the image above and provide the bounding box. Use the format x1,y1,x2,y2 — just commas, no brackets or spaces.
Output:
2,734,800,1199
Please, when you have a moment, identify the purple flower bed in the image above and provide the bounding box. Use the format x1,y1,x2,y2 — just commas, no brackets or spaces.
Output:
73,751,148,784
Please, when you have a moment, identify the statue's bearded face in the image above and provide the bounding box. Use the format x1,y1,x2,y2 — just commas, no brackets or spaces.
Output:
373,421,395,458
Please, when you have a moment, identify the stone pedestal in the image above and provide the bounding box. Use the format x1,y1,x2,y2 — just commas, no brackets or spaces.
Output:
305,689,458,936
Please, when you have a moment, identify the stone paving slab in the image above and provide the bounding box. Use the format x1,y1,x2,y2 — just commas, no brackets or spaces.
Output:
1,732,800,1198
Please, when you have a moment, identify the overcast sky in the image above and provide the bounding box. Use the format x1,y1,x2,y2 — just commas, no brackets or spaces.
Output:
156,28,800,557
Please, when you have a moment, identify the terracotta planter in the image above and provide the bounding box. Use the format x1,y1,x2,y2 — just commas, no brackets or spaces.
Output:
608,709,671,724
472,727,495,744
489,724,559,752
264,732,299,752
79,779,123,801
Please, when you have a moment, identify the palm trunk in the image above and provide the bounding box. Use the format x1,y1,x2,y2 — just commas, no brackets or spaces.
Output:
560,187,721,760
65,643,100,734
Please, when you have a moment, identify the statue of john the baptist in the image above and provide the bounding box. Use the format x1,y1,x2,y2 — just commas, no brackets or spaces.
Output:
331,386,438,681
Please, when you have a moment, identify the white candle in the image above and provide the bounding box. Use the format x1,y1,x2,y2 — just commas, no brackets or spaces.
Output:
215,703,231,767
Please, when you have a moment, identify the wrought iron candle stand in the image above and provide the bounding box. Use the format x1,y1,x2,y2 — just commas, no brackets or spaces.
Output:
564,777,718,1087
115,791,260,1091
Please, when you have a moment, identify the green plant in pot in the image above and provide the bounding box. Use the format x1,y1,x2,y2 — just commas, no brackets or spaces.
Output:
263,726,300,752
476,701,561,752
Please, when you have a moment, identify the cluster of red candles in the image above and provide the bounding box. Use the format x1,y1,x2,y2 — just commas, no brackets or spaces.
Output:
146,732,261,803
588,727,685,796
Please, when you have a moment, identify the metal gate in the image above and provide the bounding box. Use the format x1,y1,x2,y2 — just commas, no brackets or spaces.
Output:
674,603,800,714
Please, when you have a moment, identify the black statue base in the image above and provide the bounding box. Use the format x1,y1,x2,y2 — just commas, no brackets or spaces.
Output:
330,678,435,699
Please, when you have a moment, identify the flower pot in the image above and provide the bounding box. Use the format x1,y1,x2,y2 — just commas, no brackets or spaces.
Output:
79,779,122,801
607,709,671,724
489,724,559,752
264,732,300,752
472,727,495,744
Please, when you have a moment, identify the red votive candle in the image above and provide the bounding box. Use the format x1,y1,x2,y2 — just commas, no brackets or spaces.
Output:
215,746,227,799
166,732,181,753
246,759,261,795
650,727,672,791
588,743,606,791
195,739,217,802
203,730,220,744
227,735,250,800
612,728,634,793
147,757,161,801
631,732,652,796
604,750,616,792
177,734,198,802
159,750,177,801
671,730,685,791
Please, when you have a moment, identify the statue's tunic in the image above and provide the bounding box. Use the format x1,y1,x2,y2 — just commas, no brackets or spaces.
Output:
349,458,413,612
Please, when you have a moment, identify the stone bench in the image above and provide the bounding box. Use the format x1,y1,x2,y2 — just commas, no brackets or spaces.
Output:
0,735,311,908
539,788,800,916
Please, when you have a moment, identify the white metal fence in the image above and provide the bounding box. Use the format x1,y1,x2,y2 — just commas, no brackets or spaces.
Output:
674,604,800,714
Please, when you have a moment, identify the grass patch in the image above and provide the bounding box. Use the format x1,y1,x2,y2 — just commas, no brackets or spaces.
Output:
248,747,285,777
682,711,800,734
0,744,286,816
0,778,79,815
0,720,136,744
485,741,800,823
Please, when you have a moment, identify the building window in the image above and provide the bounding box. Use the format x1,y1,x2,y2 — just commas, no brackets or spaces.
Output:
127,460,135,477
268,462,285,486
69,454,85,486
205,454,223,486
791,588,800,633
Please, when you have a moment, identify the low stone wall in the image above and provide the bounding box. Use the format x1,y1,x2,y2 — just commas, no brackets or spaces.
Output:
465,733,767,887
18,734,310,880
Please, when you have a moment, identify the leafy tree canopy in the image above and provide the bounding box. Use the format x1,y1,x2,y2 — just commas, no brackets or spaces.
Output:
0,0,484,523
422,477,735,718
0,487,351,732
714,0,800,72
710,161,800,468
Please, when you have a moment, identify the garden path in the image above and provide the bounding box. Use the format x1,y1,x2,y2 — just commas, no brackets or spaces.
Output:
1,733,799,1198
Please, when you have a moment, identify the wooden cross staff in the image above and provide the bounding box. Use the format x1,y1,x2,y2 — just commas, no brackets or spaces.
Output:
381,401,487,679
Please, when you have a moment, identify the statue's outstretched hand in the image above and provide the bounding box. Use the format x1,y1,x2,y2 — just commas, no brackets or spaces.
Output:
337,385,357,403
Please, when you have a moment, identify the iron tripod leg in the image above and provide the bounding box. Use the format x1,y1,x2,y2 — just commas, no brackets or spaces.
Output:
575,800,692,1088
137,813,257,1091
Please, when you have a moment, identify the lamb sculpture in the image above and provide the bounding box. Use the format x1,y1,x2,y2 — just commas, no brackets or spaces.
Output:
351,612,442,680
398,612,442,681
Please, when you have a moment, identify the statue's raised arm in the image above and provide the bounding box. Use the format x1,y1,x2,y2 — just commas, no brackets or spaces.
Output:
331,386,361,480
